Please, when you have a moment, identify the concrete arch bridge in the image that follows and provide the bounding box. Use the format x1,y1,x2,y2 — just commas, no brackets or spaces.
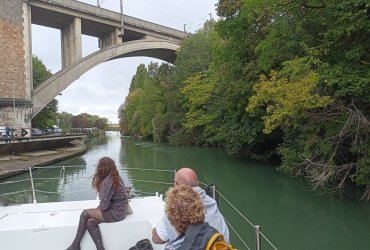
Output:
0,0,186,127
32,39,181,117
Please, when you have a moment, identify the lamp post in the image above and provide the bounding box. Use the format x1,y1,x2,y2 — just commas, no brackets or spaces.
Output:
12,81,16,138
120,0,124,37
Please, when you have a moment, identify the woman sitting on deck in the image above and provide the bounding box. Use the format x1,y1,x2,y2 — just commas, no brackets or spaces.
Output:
66,157,128,250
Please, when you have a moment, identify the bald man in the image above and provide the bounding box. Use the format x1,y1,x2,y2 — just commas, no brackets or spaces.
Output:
152,167,230,247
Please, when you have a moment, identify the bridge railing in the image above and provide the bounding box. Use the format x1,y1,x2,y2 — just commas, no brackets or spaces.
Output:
32,0,186,38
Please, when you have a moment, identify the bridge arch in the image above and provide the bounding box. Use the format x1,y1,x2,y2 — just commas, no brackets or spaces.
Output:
32,39,180,118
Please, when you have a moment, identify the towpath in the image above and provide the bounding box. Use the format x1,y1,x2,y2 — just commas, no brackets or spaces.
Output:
0,141,87,179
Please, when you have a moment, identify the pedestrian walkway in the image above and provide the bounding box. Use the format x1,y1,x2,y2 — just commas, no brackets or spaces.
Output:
0,141,87,179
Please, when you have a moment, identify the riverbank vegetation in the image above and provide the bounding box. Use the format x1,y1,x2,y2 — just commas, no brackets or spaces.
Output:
119,0,369,200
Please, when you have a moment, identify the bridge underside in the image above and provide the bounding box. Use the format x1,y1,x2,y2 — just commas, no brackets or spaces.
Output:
111,48,176,62
32,39,180,118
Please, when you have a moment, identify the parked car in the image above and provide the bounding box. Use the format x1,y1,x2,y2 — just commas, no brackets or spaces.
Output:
43,128,53,135
53,128,62,134
0,126,6,138
32,128,43,136
0,126,17,138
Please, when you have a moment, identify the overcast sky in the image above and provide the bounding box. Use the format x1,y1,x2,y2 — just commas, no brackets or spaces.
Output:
32,0,218,124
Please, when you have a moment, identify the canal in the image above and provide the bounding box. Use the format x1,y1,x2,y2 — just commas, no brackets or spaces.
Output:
1,131,370,249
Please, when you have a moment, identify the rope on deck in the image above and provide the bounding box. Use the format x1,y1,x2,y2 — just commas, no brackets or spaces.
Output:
214,188,255,228
260,231,279,250
200,180,278,250
32,165,86,169
130,178,173,185
0,190,31,196
33,177,62,180
0,167,28,175
134,190,157,196
224,216,251,250
0,178,30,184
0,165,85,175
34,188,92,194
122,167,175,173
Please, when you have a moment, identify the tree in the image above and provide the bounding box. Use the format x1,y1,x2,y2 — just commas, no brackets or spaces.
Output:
174,20,217,86
121,63,165,138
118,0,370,199
72,114,89,128
57,112,73,133
235,0,370,198
181,73,216,130
94,117,108,130
32,56,58,128
246,59,332,134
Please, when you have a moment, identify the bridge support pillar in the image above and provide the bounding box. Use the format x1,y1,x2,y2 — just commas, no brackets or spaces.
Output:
0,100,33,130
61,17,82,69
0,0,33,128
99,28,122,49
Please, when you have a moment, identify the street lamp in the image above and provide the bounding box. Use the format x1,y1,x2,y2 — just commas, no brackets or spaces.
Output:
12,81,16,138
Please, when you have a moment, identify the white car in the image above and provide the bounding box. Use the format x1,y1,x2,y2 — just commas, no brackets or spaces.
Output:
0,126,6,138
32,128,43,136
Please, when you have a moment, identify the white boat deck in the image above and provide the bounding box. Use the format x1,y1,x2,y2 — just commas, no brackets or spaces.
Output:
0,196,166,250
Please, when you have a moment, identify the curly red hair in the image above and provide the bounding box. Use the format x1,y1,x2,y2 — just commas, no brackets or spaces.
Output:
165,185,205,234
92,157,121,191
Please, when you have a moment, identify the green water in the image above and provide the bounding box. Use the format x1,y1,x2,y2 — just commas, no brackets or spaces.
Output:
1,131,370,250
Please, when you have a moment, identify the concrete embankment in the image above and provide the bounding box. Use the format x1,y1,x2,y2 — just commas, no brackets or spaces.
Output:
0,140,87,179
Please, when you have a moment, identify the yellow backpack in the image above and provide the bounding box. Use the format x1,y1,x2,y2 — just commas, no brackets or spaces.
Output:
206,232,237,250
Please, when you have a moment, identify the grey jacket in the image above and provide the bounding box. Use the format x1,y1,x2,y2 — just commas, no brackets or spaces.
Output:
98,175,128,220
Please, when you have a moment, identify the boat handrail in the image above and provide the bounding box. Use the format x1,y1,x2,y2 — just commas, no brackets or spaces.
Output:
199,181,279,250
0,165,278,250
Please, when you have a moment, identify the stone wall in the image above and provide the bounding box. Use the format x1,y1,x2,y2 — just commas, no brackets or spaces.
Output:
0,0,26,99
0,105,33,128
0,0,32,128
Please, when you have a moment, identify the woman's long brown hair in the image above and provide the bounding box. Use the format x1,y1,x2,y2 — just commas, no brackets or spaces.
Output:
92,157,121,191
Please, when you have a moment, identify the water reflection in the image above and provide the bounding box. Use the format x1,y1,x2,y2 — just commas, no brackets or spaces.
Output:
1,131,370,250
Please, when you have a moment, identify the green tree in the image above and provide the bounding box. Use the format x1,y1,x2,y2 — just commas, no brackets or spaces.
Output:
57,112,73,133
246,59,332,134
168,21,220,145
94,118,109,130
173,21,216,85
118,0,370,199
230,0,370,198
32,56,58,129
121,63,165,138
181,73,216,130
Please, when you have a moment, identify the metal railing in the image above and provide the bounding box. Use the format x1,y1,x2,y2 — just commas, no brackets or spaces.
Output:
0,165,278,250
199,182,279,250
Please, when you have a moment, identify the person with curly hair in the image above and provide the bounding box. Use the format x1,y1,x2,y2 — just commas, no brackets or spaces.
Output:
153,167,229,247
66,157,128,250
166,185,205,234
164,185,205,250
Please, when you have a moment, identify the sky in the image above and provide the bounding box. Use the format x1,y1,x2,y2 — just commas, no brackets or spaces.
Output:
32,0,219,124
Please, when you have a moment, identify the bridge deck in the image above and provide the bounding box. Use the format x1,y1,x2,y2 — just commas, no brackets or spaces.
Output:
29,0,187,42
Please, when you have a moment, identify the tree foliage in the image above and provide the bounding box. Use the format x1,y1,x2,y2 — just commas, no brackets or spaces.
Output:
57,112,73,133
71,113,108,129
120,0,370,200
31,56,58,129
246,59,332,134
181,73,216,130
120,63,168,139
